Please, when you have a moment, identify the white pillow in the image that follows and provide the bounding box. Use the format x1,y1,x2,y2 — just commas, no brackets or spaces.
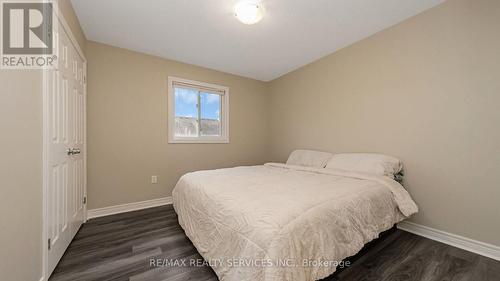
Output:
286,150,333,168
325,153,402,178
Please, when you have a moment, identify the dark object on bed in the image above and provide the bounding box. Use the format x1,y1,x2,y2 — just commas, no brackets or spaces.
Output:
394,171,404,185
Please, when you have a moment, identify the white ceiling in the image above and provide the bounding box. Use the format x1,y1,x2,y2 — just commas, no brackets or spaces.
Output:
71,0,444,81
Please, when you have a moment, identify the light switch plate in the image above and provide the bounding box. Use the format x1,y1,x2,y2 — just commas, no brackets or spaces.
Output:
151,175,158,184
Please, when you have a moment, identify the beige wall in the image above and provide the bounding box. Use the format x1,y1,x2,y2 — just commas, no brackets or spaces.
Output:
86,41,270,209
0,1,85,281
268,0,500,246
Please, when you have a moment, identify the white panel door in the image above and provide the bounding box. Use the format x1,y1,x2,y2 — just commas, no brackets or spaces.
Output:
69,29,86,240
46,18,86,276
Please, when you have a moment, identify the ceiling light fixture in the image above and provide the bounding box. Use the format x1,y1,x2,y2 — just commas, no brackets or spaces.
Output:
234,1,263,25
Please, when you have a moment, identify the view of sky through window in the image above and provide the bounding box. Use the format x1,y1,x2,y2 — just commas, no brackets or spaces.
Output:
174,87,198,118
174,87,220,120
201,92,220,120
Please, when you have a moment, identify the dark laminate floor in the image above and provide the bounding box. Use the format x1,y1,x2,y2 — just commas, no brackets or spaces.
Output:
49,205,500,281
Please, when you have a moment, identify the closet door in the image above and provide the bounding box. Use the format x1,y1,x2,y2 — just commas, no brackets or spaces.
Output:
69,32,86,240
46,18,86,276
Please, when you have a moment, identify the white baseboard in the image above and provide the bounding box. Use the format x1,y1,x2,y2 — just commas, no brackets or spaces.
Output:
398,221,500,261
87,197,173,219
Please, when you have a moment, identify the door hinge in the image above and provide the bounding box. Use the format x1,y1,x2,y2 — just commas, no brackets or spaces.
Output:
83,196,87,204
48,238,51,250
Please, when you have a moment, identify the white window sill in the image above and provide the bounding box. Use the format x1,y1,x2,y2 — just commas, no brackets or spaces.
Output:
168,137,229,144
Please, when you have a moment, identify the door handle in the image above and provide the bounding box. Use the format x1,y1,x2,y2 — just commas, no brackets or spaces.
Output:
67,148,81,155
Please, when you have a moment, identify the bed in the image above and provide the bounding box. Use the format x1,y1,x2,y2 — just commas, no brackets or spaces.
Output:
172,155,418,281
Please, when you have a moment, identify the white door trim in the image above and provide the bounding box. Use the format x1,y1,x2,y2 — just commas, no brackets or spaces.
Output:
42,4,87,280
53,3,86,61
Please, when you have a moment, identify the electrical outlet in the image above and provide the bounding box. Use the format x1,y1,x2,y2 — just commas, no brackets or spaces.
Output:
151,175,158,184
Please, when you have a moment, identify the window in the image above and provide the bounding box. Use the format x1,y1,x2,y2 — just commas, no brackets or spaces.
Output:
168,77,229,143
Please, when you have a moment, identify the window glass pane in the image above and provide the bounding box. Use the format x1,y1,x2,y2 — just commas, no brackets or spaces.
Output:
174,87,199,137
200,92,221,136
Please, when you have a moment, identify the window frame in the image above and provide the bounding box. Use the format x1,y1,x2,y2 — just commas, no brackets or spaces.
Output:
168,76,229,144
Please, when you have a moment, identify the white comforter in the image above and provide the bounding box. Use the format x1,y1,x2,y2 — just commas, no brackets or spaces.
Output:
172,163,418,281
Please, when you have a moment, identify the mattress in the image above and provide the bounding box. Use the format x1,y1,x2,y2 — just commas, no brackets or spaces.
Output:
172,163,418,281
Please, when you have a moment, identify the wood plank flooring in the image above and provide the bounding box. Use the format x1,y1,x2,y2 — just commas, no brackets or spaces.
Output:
49,205,500,281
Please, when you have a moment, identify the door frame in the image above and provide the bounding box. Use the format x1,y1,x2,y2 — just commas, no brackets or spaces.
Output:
42,5,87,281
